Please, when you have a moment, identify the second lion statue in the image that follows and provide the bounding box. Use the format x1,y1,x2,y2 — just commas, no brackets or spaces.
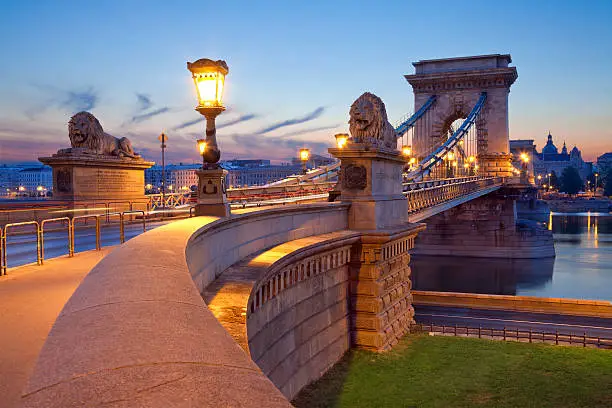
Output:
348,92,397,150
68,111,140,159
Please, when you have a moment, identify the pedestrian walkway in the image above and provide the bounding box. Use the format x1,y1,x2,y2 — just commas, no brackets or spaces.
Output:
0,248,114,408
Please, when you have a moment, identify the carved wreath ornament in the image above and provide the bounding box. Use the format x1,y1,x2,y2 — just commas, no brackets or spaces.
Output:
342,164,367,190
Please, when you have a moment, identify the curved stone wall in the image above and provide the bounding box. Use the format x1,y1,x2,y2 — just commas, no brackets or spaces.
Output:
187,204,350,292
23,204,350,407
246,232,360,400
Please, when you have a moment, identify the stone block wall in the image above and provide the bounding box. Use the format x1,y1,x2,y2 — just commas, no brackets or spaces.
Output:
350,231,420,351
247,244,354,400
412,194,555,258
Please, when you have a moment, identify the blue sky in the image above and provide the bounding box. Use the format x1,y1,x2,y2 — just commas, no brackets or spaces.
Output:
0,0,611,164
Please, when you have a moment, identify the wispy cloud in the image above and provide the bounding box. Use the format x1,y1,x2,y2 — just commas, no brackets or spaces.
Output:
25,85,99,118
276,124,340,138
172,117,205,131
229,132,330,156
62,88,98,112
136,93,153,111
256,107,325,134
172,113,258,131
126,107,171,125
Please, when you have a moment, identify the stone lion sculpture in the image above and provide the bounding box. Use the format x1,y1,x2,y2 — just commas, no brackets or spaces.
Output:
68,111,140,158
348,92,397,150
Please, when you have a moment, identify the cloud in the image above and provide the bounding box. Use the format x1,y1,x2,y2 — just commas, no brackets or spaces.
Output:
276,124,340,138
126,107,171,125
172,117,205,131
62,88,98,112
229,132,331,158
136,93,153,111
172,113,257,131
256,107,325,134
25,85,99,117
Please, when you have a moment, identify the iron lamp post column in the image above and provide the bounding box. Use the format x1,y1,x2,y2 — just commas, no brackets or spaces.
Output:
187,58,230,217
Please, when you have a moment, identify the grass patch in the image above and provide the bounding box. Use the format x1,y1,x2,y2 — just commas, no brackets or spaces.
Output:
292,334,612,408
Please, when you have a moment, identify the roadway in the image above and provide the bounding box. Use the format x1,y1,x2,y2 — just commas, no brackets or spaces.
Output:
414,304,612,340
3,219,171,270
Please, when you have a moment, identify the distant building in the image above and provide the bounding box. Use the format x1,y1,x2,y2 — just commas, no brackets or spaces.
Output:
290,153,336,169
145,163,201,192
511,133,591,181
596,152,612,176
222,159,302,188
18,166,53,194
0,165,25,196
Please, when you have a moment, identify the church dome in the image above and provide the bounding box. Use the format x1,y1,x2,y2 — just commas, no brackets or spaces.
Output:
541,133,558,155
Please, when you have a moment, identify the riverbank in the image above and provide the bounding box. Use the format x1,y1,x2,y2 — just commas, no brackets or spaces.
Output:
545,197,611,213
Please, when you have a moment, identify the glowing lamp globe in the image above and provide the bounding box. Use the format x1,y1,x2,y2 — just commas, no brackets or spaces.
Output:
187,59,229,110
401,145,412,157
197,139,207,155
335,133,349,149
299,148,310,162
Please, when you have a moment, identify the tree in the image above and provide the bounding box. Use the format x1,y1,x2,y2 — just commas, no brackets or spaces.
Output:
560,166,583,195
605,169,612,197
549,170,559,189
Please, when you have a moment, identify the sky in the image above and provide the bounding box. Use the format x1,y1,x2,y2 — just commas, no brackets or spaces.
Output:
0,0,611,164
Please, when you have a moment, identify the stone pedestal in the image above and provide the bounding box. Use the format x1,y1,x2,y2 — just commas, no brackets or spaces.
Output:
330,143,425,351
350,226,423,351
329,145,408,230
39,151,154,205
195,168,230,217
478,153,513,178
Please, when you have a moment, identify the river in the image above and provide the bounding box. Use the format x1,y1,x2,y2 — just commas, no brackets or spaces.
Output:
411,213,612,301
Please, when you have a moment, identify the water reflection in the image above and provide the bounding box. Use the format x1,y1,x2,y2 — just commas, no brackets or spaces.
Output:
411,213,612,301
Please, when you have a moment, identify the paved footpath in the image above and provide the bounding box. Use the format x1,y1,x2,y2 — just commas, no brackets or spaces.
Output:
0,248,114,408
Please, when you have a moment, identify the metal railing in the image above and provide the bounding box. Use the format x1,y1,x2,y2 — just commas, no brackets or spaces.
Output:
147,193,190,210
417,322,612,349
404,176,502,214
0,210,147,274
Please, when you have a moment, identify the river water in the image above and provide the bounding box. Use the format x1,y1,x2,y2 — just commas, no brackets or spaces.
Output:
411,213,612,301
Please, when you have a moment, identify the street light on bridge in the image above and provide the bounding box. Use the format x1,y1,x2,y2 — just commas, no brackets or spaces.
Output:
299,148,310,175
187,58,228,167
335,133,349,149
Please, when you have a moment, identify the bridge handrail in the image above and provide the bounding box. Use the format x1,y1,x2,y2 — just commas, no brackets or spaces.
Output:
2,221,41,268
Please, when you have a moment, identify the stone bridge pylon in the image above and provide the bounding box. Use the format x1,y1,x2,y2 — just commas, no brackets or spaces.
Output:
405,54,518,178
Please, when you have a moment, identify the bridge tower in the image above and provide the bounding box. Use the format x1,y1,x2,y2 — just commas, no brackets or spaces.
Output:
405,54,517,178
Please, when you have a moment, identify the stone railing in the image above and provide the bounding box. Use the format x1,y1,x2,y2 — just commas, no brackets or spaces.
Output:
187,203,350,291
247,232,360,399
404,176,503,215
22,203,351,407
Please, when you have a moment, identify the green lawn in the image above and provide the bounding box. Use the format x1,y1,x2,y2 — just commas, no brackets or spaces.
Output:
292,334,612,408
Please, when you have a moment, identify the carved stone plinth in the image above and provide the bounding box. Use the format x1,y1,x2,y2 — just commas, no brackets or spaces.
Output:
196,168,230,217
329,145,408,230
39,152,154,203
478,153,513,178
350,225,424,351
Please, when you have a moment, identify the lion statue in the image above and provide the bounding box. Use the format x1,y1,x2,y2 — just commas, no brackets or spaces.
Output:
348,92,397,150
68,112,140,158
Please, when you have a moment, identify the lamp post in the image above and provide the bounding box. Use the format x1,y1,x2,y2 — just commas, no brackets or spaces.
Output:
187,59,228,168
187,58,230,217
158,132,168,208
595,172,599,193
299,148,310,175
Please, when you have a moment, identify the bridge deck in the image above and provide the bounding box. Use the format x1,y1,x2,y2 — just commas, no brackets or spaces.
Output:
0,248,114,408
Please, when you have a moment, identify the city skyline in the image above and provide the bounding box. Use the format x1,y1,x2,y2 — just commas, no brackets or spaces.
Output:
1,0,611,164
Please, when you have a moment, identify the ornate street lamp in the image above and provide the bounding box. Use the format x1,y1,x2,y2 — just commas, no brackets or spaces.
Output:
187,58,228,167
401,145,412,157
335,133,349,149
299,148,310,175
196,138,207,169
